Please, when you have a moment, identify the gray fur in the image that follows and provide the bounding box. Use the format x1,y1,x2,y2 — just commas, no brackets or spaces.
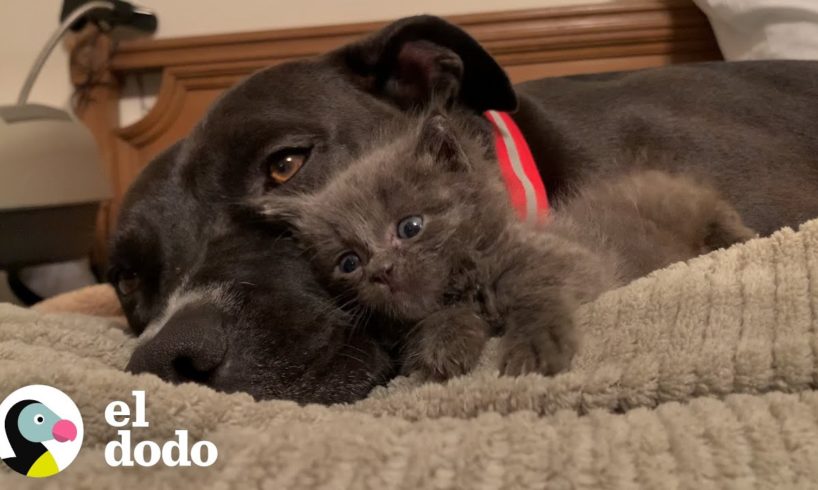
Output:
259,113,755,380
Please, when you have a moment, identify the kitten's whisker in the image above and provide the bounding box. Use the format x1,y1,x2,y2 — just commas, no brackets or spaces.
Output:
337,351,365,366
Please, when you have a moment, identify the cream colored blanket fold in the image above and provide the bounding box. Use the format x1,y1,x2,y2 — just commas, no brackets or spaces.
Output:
2,219,818,489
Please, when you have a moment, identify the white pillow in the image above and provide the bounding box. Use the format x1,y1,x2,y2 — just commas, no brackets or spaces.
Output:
693,0,818,60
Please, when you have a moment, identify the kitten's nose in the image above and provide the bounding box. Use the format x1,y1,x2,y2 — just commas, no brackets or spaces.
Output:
371,263,394,285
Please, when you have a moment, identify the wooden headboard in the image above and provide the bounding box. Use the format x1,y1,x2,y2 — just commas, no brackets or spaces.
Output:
69,0,721,264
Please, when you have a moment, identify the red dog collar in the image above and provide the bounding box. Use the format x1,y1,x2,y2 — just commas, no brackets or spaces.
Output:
485,110,549,223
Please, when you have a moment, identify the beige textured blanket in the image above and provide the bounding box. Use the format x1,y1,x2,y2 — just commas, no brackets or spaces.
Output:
2,219,818,489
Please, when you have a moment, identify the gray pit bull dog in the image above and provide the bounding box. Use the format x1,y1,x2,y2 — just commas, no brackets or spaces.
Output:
112,15,818,404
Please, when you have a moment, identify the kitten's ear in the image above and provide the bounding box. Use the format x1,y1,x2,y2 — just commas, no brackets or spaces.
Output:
415,113,469,171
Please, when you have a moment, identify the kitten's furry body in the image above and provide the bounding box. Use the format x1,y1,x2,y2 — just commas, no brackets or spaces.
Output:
260,114,754,379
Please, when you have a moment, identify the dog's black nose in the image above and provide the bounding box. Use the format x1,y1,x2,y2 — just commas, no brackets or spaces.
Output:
126,304,227,384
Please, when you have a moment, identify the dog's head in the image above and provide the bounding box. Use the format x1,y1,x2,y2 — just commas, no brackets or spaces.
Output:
111,16,516,403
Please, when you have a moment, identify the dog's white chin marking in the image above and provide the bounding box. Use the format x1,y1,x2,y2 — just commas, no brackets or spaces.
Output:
138,279,237,346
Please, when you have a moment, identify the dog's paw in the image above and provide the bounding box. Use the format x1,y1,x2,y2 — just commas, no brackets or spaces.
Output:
403,308,489,382
498,324,577,377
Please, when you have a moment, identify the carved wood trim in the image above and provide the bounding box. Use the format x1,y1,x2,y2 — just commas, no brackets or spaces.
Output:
116,62,256,146
111,0,718,71
69,30,121,267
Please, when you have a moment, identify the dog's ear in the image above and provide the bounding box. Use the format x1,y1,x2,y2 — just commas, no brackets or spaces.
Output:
416,113,470,172
336,15,516,112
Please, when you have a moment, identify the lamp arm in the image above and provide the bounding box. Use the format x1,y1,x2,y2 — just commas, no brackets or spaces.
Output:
17,0,114,105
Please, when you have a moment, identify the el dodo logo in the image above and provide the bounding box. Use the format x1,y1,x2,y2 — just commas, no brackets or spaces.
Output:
104,391,217,468
0,385,83,478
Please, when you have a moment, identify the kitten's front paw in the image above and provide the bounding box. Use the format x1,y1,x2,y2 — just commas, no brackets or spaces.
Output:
403,308,489,382
704,202,757,251
499,322,577,377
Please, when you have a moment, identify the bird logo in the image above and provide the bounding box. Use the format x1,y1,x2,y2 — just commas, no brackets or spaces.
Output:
0,385,83,478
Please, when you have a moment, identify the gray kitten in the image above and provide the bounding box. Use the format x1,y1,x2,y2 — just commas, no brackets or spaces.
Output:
258,113,755,380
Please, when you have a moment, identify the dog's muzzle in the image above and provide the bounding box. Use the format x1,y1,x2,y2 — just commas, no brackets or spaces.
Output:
127,303,228,384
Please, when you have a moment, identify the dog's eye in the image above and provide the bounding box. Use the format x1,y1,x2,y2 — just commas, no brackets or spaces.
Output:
266,148,310,185
113,269,141,296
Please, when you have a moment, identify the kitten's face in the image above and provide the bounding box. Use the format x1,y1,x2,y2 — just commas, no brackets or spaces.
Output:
305,165,478,320
260,114,509,321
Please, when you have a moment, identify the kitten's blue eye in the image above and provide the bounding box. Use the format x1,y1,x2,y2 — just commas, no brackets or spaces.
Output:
397,216,424,239
338,252,361,274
